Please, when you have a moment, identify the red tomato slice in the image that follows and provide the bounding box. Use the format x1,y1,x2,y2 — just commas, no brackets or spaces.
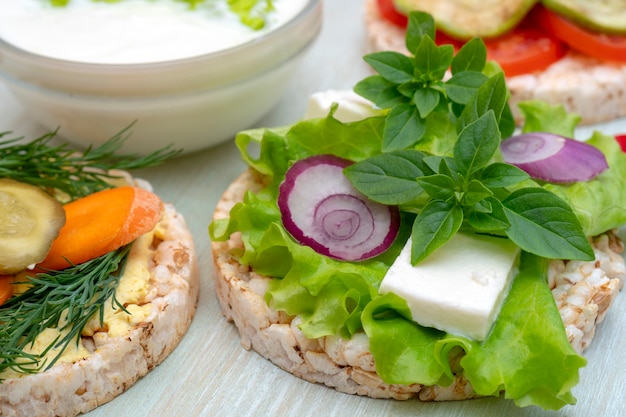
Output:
374,0,567,77
615,134,626,152
534,5,626,63
482,29,568,76
376,0,407,28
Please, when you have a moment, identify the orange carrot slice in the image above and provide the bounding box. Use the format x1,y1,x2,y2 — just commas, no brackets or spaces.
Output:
0,275,13,306
38,186,163,271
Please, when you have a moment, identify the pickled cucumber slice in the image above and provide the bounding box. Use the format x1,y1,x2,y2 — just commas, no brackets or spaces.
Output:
0,179,66,274
542,0,626,35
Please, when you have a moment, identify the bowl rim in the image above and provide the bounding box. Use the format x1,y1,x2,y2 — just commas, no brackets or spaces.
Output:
0,0,322,72
1,37,319,103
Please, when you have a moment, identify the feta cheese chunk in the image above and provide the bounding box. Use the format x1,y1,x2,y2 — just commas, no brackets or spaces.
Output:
304,90,382,122
380,233,520,341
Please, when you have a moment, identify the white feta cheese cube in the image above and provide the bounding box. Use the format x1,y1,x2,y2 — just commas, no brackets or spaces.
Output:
379,233,520,341
304,89,382,122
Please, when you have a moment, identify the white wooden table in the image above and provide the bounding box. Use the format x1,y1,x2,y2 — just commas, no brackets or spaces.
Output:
1,1,624,416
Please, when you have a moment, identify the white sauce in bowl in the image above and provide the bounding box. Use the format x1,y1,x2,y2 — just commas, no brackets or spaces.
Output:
0,0,309,64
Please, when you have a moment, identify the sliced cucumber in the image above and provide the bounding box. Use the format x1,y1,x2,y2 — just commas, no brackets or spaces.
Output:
542,0,626,35
0,179,66,274
393,0,539,39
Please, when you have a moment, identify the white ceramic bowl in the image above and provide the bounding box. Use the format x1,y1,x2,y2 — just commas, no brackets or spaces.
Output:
0,0,322,155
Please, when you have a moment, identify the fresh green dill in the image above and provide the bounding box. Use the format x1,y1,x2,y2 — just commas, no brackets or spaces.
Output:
347,11,594,263
0,245,131,379
0,126,180,201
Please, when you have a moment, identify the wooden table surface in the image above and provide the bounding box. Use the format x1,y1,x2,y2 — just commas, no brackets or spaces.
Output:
1,1,624,416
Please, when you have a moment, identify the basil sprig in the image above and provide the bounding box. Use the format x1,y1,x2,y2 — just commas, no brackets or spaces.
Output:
346,12,594,264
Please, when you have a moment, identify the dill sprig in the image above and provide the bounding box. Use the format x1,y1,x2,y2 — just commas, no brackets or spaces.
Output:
0,245,131,379
0,126,180,201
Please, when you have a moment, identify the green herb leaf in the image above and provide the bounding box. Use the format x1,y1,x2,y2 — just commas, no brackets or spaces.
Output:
414,87,441,118
0,128,179,201
363,51,415,84
457,72,508,133
405,11,436,53
353,75,408,109
451,38,487,74
467,197,510,232
453,111,500,177
382,104,426,151
411,200,463,264
416,174,456,200
413,36,450,80
344,150,431,205
0,246,131,377
479,163,530,189
462,179,493,206
445,71,489,105
502,188,594,260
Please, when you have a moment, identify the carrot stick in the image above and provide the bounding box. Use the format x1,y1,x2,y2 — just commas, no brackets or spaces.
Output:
37,186,163,271
0,275,13,306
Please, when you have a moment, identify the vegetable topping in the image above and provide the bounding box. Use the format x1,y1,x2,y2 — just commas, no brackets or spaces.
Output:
278,155,400,261
0,275,14,307
0,179,66,274
209,9,626,411
0,130,176,378
37,186,163,271
500,132,609,183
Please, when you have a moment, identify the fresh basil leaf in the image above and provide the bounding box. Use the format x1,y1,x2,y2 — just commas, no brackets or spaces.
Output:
457,72,508,132
436,157,458,180
405,11,436,53
383,104,426,151
502,188,594,261
417,174,456,200
454,111,500,177
467,197,510,232
438,44,455,75
451,38,487,74
398,81,423,100
354,75,407,109
344,150,430,205
414,87,441,118
445,71,488,105
411,200,463,264
413,36,443,79
499,103,516,139
480,162,530,188
463,179,493,206
363,51,415,84
423,155,458,177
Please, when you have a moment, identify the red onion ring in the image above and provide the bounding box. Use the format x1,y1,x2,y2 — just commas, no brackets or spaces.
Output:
500,132,608,183
278,154,401,261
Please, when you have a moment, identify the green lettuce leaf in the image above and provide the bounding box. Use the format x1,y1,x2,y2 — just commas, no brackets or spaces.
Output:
448,253,586,409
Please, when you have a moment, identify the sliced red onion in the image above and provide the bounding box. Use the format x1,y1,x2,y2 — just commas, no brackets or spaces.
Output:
500,132,608,183
278,154,400,261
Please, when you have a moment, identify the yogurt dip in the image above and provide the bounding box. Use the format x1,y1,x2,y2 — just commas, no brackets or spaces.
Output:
0,0,309,64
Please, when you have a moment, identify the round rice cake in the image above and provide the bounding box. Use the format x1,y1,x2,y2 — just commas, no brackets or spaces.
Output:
0,182,200,417
211,169,624,401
